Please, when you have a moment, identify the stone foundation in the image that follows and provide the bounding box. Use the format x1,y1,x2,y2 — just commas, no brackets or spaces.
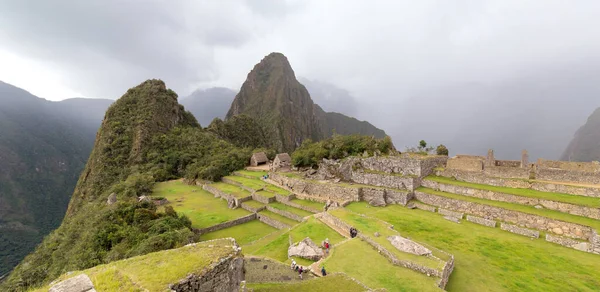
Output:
351,172,418,191
466,215,496,227
252,193,276,204
257,213,290,230
545,234,590,252
170,250,244,292
500,223,539,238
438,208,463,219
438,256,455,290
194,214,257,235
410,202,437,212
241,202,266,213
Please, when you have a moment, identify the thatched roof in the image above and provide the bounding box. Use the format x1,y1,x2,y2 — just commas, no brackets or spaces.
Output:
252,152,268,163
275,153,291,163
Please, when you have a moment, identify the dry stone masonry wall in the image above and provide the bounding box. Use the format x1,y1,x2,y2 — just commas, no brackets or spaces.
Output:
545,234,590,252
500,223,540,238
257,213,290,230
466,215,496,227
194,214,257,235
266,206,303,221
437,208,464,219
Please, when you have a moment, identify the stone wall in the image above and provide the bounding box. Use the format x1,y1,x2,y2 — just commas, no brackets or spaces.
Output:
194,214,257,235
438,256,455,290
483,166,530,179
466,215,496,227
278,198,322,213
266,206,303,221
447,157,483,172
385,189,413,205
318,212,352,237
275,193,293,202
170,247,244,292
422,180,600,220
437,168,600,198
269,173,361,202
420,156,451,178
413,191,594,240
257,213,290,230
361,188,387,207
411,202,437,212
591,231,600,254
438,208,463,219
241,202,266,213
536,168,600,185
500,223,540,238
351,172,418,190
545,234,590,252
495,160,521,168
222,177,257,193
537,159,600,172
354,155,447,178
252,193,276,204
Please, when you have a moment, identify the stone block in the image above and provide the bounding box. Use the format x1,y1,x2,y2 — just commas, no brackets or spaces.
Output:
438,208,463,219
500,223,539,238
443,216,461,223
49,274,94,292
466,215,496,227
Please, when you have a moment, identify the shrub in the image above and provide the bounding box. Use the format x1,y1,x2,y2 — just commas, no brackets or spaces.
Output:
436,144,449,156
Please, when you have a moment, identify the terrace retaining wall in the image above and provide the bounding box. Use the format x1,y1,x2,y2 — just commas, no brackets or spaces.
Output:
252,193,276,204
466,215,496,227
351,172,418,191
545,234,590,252
278,198,322,213
413,191,593,240
222,177,257,193
317,212,352,238
438,208,464,219
194,214,257,235
170,248,244,292
422,180,600,220
269,173,361,202
257,213,290,230
536,168,600,185
241,202,266,213
411,202,437,212
438,256,455,290
500,223,539,238
265,206,303,222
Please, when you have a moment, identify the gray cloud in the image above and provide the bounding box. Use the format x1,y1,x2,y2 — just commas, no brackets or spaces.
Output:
1,0,600,159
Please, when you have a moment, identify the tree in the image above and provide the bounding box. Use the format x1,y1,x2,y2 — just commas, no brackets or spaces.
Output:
436,144,449,156
419,140,427,150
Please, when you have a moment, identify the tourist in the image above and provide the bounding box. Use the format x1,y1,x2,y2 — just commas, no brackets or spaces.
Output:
321,266,327,276
299,266,303,279
325,242,330,254
291,259,296,270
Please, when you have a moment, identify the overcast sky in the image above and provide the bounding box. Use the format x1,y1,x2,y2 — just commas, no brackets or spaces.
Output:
1,0,599,158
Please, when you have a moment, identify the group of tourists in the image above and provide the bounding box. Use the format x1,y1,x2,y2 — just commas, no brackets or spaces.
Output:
261,174,269,180
323,238,330,255
350,227,358,238
290,259,307,279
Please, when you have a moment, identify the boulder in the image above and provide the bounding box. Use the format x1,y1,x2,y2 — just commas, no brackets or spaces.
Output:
387,235,431,256
368,196,386,207
374,232,380,237
49,274,95,292
228,198,238,209
288,237,322,261
107,193,117,205
138,196,151,203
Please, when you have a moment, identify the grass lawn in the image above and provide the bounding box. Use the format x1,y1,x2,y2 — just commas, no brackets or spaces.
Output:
264,184,291,195
243,229,288,254
259,210,300,227
427,176,600,208
269,202,314,218
237,170,267,178
31,239,236,292
346,202,600,292
256,190,277,198
242,200,266,209
225,175,266,190
417,187,600,230
289,217,345,245
329,208,445,270
212,182,252,198
200,220,277,245
153,180,250,229
247,273,368,292
322,239,441,292
290,198,324,210
244,256,316,284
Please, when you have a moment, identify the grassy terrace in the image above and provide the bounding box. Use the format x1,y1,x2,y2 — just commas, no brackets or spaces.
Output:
200,220,277,245
225,175,267,190
345,202,600,292
251,217,345,266
290,198,324,210
242,200,266,209
427,176,600,208
264,184,291,195
153,180,249,229
237,170,267,178
256,190,277,198
322,239,441,292
329,208,446,270
269,202,314,218
247,273,368,292
417,187,600,231
212,182,252,198
259,209,300,227
32,239,236,292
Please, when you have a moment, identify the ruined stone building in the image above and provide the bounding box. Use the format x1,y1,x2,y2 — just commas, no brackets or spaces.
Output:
272,153,291,171
250,152,268,166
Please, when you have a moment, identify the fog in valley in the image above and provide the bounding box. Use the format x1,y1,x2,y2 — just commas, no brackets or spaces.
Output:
1,1,600,160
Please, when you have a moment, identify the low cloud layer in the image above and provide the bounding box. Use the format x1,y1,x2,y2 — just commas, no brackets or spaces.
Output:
1,0,599,159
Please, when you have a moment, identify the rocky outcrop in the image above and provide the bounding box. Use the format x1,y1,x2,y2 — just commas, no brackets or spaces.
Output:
288,237,322,261
106,193,117,205
387,235,432,256
49,274,94,292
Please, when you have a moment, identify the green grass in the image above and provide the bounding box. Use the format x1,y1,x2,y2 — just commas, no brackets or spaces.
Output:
251,231,291,263
256,190,277,198
200,220,277,245
289,217,346,245
212,182,252,198
259,210,300,227
242,200,266,209
264,184,291,195
417,187,600,230
31,239,236,292
269,202,314,218
346,202,600,292
153,180,250,229
243,229,288,254
322,239,441,292
329,208,445,270
244,256,316,284
247,273,368,292
290,198,324,210
427,176,600,208
225,175,266,190
237,170,267,178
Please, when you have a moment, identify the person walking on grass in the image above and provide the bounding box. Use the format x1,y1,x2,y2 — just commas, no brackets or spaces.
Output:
325,241,330,255
291,259,296,270
321,266,327,276
298,266,303,279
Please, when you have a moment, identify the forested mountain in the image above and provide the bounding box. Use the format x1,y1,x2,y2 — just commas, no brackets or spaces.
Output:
0,81,111,278
226,52,386,152
561,107,600,162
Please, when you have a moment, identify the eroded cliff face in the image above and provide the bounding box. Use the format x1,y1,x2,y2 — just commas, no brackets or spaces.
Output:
562,107,600,162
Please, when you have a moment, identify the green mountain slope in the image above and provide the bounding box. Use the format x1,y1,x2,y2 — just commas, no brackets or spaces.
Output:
1,80,251,291
226,52,386,152
561,107,600,162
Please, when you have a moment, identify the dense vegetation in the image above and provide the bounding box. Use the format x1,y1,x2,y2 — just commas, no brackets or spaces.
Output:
1,80,252,291
207,114,274,150
291,134,395,167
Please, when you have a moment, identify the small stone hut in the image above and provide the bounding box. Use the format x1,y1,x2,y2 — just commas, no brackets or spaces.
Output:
272,153,291,170
250,152,268,166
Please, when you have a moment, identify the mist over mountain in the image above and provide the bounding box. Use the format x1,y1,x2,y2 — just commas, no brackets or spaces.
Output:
300,78,359,117
180,87,236,127
562,108,600,162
